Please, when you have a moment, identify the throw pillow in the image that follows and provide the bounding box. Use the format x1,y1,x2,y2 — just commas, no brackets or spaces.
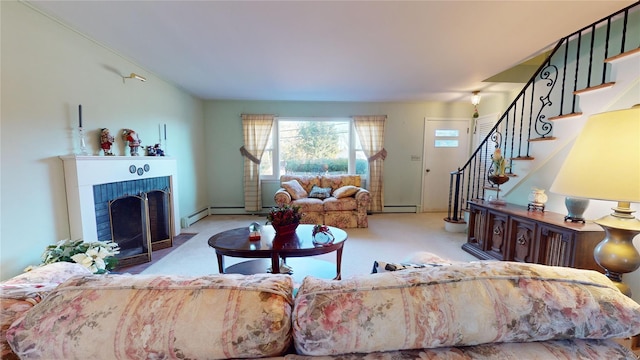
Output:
308,186,332,199
293,261,640,356
332,185,359,199
7,274,294,359
282,180,308,200
371,261,443,273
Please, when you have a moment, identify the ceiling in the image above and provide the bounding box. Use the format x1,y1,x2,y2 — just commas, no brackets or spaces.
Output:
26,1,634,103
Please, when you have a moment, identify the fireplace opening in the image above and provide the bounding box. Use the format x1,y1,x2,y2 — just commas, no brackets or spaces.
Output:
109,194,152,268
147,189,173,251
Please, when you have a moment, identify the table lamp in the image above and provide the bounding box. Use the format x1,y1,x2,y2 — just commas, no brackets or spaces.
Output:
549,105,640,296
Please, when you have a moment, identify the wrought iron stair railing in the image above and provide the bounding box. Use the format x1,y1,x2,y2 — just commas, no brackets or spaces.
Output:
445,1,639,224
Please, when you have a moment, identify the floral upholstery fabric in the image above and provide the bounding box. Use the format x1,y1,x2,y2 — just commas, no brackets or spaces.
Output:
324,211,358,228
1,262,92,359
281,175,321,194
320,175,361,190
7,273,294,360
284,339,636,359
293,197,325,213
332,185,360,199
282,180,309,200
403,251,456,265
276,175,370,228
292,261,640,356
1,298,37,360
1,262,92,298
323,197,357,212
300,211,324,225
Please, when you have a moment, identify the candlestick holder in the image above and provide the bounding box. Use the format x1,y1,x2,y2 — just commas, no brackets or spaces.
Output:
78,127,89,155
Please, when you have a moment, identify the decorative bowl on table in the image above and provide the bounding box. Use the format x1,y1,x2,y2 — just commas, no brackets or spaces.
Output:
272,222,299,236
488,174,510,186
267,204,302,237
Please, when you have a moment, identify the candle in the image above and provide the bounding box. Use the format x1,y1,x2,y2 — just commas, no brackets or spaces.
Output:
164,124,167,140
78,104,82,128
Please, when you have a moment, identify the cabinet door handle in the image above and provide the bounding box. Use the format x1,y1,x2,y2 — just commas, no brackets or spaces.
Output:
493,228,501,235
517,235,526,245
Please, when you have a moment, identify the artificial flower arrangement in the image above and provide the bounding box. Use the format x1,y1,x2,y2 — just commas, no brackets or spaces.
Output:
26,239,120,274
266,204,303,226
491,147,510,176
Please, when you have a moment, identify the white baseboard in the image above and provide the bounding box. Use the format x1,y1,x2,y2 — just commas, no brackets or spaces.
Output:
208,207,264,216
382,206,418,213
180,207,210,228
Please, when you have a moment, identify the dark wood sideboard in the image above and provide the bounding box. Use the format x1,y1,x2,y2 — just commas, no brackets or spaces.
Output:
463,200,605,272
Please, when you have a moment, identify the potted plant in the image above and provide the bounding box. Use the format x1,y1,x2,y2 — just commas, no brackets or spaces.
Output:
488,147,510,185
25,239,120,274
266,204,302,236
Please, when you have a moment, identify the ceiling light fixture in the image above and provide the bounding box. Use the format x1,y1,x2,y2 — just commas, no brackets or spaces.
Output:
471,91,481,119
471,91,481,106
123,73,147,82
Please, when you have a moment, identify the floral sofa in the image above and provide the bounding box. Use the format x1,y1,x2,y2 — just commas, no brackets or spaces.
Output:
274,175,370,228
3,259,640,359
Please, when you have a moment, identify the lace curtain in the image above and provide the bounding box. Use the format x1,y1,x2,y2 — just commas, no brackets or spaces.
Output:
353,115,387,212
240,114,275,211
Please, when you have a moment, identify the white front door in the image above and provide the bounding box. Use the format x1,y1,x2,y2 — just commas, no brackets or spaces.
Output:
421,118,470,212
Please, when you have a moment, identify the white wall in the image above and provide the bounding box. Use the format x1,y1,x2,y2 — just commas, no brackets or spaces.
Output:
0,1,208,280
203,99,476,212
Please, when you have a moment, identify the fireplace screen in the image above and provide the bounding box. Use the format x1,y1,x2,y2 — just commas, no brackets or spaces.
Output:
147,189,173,251
109,194,151,267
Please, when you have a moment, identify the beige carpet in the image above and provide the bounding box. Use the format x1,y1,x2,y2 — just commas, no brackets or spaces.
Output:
141,212,477,279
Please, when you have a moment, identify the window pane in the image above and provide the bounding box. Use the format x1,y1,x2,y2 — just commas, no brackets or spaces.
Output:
435,139,459,147
261,118,369,179
355,149,368,175
260,150,273,176
260,131,274,176
280,120,349,175
435,129,459,137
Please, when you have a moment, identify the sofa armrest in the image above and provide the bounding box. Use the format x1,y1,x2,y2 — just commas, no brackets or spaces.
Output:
355,188,371,206
274,188,292,205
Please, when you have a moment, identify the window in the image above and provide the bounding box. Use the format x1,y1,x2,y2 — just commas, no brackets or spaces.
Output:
434,129,460,148
260,118,368,179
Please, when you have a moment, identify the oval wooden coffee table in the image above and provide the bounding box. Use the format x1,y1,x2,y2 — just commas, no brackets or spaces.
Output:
208,224,347,280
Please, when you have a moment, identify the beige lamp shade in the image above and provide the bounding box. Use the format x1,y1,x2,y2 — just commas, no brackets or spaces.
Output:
549,106,640,203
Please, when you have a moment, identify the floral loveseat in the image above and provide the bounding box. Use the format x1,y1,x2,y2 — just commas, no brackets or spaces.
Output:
274,175,370,228
3,259,640,359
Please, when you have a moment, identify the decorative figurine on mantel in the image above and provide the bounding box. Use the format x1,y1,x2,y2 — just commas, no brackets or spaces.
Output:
145,143,165,156
100,128,115,156
122,129,141,156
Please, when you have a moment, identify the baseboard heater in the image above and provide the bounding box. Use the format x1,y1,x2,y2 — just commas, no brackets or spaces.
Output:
180,207,210,228
382,205,418,213
207,206,264,216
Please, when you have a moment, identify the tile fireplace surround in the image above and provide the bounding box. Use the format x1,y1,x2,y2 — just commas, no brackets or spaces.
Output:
60,155,180,242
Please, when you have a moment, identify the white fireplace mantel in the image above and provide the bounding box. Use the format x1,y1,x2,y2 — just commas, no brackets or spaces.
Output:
60,155,180,242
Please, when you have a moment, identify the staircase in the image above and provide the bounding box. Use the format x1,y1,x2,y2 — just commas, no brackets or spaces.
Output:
445,2,640,229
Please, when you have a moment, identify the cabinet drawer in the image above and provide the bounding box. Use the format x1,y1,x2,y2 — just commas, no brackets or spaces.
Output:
466,206,487,252
538,226,573,267
486,211,509,260
509,217,537,263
